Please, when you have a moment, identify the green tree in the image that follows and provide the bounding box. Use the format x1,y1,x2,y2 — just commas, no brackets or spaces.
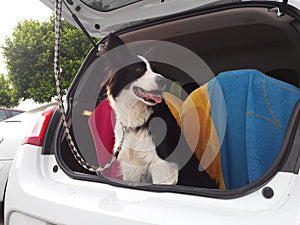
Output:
2,16,96,103
0,74,18,107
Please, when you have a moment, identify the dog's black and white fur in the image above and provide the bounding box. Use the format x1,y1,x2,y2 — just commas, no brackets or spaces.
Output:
102,33,217,188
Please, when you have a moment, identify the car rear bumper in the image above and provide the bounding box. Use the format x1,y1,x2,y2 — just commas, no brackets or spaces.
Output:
4,144,300,225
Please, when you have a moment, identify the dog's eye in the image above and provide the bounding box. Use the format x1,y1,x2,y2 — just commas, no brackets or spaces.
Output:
135,67,145,73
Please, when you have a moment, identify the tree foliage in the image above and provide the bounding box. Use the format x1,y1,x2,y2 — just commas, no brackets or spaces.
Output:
2,16,95,103
0,74,18,107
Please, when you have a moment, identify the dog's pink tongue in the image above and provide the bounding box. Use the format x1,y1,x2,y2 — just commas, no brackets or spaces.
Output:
152,94,162,103
146,92,162,103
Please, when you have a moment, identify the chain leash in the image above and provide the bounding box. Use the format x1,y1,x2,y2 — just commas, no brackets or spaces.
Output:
54,0,124,175
95,125,128,176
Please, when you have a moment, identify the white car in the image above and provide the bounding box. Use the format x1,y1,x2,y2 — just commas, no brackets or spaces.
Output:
0,103,56,204
4,0,300,225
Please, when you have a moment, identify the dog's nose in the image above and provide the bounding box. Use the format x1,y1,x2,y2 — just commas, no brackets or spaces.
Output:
156,76,166,90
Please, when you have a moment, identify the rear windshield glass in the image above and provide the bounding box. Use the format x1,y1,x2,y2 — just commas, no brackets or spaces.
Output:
80,0,283,12
0,109,7,121
80,0,141,12
10,110,23,116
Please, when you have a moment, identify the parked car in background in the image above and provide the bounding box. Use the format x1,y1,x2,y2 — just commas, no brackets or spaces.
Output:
4,0,300,225
0,108,24,122
0,103,56,205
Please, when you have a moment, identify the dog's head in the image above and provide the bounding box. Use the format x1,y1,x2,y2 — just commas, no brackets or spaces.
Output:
102,33,166,106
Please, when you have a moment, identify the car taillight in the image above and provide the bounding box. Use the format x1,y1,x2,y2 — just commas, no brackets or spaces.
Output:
23,105,57,146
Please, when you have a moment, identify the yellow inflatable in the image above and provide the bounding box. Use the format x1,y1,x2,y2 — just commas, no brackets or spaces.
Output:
163,84,226,190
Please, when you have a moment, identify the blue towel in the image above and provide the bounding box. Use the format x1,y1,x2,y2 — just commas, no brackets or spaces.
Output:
208,69,300,189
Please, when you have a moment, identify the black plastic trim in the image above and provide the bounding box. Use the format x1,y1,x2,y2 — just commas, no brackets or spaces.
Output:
42,106,61,155
66,0,73,5
281,99,300,174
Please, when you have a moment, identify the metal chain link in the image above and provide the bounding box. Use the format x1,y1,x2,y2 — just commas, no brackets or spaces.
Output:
54,0,122,175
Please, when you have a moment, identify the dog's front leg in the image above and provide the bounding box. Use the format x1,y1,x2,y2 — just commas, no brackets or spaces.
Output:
149,155,179,185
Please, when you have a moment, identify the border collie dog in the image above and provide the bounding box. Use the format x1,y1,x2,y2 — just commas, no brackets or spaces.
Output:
102,33,217,188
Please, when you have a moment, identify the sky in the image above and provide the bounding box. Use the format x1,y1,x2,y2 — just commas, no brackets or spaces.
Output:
0,0,53,110
0,0,52,74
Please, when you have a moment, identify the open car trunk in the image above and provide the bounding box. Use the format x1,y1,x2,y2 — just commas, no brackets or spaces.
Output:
51,2,300,197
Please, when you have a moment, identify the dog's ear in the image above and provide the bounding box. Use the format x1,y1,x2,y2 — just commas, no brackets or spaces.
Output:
99,33,132,66
103,33,125,51
100,33,132,97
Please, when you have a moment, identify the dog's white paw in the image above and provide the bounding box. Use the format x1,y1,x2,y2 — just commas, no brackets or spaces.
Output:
150,161,179,185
